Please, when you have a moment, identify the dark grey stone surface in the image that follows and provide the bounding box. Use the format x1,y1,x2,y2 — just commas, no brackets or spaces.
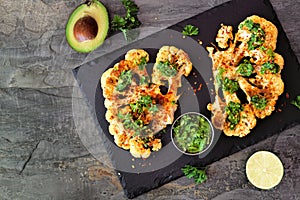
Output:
0,0,299,199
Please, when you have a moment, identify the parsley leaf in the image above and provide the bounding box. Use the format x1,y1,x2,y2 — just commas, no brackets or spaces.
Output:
111,0,141,40
138,56,147,70
140,75,149,85
129,95,157,114
261,62,280,74
148,104,159,113
291,95,300,109
182,165,207,184
239,19,265,50
117,112,148,136
216,68,226,87
266,48,275,59
116,70,133,91
182,25,199,36
225,101,243,130
156,60,178,77
251,95,267,110
222,77,239,94
237,59,254,77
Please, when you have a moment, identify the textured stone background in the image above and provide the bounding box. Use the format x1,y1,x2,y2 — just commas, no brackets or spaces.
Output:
0,0,299,199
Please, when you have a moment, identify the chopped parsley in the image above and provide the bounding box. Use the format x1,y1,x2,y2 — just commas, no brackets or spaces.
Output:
259,46,267,51
291,95,300,109
216,68,226,87
239,19,265,50
266,48,275,59
251,95,267,110
156,61,178,77
237,59,254,77
140,75,149,85
261,62,280,74
182,25,199,36
181,165,207,184
116,70,133,91
222,77,239,94
148,104,159,113
111,0,141,40
130,95,158,114
225,101,243,130
173,114,211,154
117,112,148,135
239,19,254,30
138,56,147,70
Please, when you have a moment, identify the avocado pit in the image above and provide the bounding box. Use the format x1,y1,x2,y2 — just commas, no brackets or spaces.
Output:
74,16,98,42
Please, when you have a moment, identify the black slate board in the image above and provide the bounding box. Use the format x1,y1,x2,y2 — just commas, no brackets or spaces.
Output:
73,0,300,198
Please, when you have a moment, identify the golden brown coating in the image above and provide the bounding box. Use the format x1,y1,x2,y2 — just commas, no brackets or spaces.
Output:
223,104,257,137
207,15,284,137
101,47,192,158
152,46,192,86
216,24,233,49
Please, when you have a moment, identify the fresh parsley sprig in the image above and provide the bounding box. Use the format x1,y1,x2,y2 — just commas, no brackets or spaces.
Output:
111,0,141,40
182,25,199,36
291,95,300,109
181,165,207,184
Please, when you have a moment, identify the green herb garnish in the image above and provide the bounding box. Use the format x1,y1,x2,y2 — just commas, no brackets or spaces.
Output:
173,114,211,154
261,62,280,74
111,0,141,40
117,112,148,135
222,77,239,94
130,95,158,114
216,68,226,87
140,75,149,85
239,19,265,50
156,61,178,77
225,101,243,130
116,70,133,91
239,19,254,30
251,95,267,110
237,59,254,77
148,104,159,113
266,48,275,59
181,165,207,184
130,95,152,113
291,95,300,109
182,25,199,36
259,46,267,51
138,56,147,70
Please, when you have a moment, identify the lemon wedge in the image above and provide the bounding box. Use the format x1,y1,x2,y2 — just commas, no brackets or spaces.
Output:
246,151,284,190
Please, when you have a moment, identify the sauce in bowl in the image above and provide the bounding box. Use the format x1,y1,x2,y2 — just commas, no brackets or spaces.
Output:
171,112,214,156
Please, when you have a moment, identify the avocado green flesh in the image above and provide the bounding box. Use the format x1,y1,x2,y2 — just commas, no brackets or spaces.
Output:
66,0,109,53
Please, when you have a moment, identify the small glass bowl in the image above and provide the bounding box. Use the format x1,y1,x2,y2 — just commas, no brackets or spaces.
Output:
171,112,214,156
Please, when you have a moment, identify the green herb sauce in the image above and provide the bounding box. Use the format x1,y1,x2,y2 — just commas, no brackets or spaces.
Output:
251,95,267,110
225,101,244,130
237,59,254,77
116,70,132,91
239,19,265,50
261,62,280,74
157,61,178,77
222,77,239,94
138,56,147,70
173,114,211,154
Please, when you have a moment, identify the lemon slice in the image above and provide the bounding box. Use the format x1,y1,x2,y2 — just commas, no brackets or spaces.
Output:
246,151,284,190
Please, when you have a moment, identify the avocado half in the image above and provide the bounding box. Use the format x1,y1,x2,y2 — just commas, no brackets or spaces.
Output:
66,0,109,53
